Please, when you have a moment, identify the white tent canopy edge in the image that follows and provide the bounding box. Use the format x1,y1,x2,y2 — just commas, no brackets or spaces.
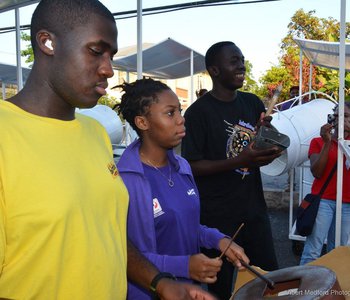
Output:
113,37,206,79
113,37,206,104
294,37,350,71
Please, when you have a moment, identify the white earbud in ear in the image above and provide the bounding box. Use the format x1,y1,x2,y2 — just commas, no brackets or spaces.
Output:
45,40,53,50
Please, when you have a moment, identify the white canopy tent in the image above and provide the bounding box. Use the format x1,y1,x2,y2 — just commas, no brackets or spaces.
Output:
113,37,206,80
293,35,350,167
294,37,350,71
113,37,206,103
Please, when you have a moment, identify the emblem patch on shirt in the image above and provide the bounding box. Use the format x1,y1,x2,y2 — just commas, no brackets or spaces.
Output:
153,198,164,218
225,120,255,177
107,162,119,178
187,188,196,196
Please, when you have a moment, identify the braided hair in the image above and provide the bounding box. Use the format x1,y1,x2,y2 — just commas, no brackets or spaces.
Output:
115,78,171,135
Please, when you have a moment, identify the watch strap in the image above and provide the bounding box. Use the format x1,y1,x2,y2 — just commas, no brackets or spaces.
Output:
149,272,177,295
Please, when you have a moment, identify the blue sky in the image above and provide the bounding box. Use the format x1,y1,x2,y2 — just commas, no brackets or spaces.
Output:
0,0,347,80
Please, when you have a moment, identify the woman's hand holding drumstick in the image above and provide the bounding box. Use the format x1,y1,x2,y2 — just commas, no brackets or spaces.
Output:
217,223,249,270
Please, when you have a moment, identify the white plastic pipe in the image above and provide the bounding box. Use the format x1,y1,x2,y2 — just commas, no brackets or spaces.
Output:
261,99,336,176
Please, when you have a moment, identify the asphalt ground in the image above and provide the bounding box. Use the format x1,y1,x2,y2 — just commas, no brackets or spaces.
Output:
262,171,302,268
268,207,301,268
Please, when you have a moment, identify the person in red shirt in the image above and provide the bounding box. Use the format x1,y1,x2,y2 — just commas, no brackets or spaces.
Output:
300,102,350,265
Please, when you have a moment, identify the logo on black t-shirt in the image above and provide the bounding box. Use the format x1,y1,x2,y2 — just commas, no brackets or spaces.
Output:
225,120,256,177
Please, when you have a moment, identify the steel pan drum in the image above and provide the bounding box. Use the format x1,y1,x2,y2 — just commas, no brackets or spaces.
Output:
234,265,344,299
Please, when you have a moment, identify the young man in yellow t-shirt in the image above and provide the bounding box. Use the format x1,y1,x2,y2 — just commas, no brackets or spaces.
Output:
0,1,216,299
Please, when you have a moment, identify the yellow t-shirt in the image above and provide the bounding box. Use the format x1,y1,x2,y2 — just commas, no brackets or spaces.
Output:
0,101,129,300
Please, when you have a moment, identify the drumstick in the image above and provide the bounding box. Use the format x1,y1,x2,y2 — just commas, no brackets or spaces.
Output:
265,83,283,116
218,223,244,259
239,259,275,289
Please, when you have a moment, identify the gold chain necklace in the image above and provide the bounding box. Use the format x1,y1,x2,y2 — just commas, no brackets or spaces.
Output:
141,153,174,187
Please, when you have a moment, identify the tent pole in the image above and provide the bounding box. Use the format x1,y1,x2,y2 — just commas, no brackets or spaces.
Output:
298,50,303,105
137,0,143,79
308,63,312,100
2,83,6,100
335,0,346,248
15,8,23,90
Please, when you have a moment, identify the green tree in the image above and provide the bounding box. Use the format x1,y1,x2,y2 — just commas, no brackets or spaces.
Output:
98,94,120,109
21,32,34,66
241,60,258,92
259,9,350,103
255,66,291,106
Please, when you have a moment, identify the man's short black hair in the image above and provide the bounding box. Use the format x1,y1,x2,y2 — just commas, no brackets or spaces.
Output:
205,41,236,70
31,0,115,52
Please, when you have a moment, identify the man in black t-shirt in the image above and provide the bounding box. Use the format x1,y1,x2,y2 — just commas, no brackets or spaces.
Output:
181,41,282,300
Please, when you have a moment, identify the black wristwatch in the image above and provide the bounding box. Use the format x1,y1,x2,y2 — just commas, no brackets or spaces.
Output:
150,272,177,299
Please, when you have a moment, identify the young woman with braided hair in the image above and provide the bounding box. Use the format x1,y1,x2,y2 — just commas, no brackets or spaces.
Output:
116,78,249,299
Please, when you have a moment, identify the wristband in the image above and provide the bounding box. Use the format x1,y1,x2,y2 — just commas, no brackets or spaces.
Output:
150,272,177,295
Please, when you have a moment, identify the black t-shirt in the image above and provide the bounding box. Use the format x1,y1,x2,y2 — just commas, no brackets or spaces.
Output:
182,91,267,228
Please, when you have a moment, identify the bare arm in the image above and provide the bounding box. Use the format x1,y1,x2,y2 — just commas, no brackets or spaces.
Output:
127,239,159,290
310,123,333,179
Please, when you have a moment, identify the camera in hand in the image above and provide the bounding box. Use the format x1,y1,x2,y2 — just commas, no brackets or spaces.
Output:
327,113,336,125
254,126,290,151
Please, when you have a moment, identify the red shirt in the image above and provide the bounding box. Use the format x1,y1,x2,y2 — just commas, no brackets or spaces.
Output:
309,137,350,203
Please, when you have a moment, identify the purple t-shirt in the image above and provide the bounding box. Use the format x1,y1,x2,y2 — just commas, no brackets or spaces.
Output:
143,163,200,256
